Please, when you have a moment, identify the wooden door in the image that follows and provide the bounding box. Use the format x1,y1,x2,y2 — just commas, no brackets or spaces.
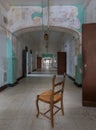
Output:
37,56,42,69
22,49,26,77
57,52,66,75
82,23,96,106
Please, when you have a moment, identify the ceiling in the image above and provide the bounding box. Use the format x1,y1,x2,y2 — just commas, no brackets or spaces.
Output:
1,0,90,8
21,31,68,54
15,27,76,54
1,0,90,53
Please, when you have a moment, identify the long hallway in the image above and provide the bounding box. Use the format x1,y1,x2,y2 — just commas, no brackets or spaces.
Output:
0,76,96,130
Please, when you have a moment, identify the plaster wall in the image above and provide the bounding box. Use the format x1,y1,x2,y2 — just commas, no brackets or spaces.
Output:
7,5,84,32
0,3,8,87
85,0,96,23
12,35,35,78
63,35,76,78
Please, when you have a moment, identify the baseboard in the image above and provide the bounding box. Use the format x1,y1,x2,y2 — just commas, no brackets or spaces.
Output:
83,100,96,107
32,69,36,72
8,81,18,87
74,82,82,87
0,76,24,91
0,84,8,92
17,76,24,81
67,74,82,87
67,74,75,81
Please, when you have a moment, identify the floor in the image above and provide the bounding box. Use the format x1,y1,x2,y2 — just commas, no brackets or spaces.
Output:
0,76,96,130
30,67,57,77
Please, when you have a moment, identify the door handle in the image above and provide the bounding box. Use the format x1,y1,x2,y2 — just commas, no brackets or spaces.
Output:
84,64,87,71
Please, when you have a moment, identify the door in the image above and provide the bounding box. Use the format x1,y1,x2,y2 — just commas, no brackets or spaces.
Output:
57,52,66,75
37,56,42,69
82,23,96,106
22,49,27,77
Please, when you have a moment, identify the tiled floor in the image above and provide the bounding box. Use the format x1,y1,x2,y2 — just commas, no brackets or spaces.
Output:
0,76,96,130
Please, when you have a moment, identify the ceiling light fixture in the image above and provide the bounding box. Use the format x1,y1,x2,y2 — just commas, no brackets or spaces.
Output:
42,0,49,41
44,32,49,40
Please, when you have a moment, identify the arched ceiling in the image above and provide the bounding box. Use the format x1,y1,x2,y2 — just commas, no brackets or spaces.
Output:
14,26,80,53
2,0,83,53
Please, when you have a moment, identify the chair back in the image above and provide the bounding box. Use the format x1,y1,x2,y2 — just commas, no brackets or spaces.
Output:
51,73,66,101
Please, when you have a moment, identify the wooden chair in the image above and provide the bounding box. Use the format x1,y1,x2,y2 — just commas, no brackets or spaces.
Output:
36,74,66,128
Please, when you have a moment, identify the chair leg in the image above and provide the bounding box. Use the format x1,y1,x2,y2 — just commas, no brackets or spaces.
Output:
50,103,54,128
36,96,39,118
61,98,64,115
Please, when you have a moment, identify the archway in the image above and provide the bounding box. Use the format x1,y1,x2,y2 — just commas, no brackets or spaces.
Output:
12,26,81,79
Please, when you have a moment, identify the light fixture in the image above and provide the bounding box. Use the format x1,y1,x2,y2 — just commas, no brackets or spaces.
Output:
44,32,48,40
42,0,49,41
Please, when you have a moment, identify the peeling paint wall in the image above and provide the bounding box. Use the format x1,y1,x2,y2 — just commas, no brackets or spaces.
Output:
7,5,84,79
85,0,96,23
0,3,8,87
7,5,84,32
61,35,76,78
12,34,34,78
7,5,84,78
0,3,8,27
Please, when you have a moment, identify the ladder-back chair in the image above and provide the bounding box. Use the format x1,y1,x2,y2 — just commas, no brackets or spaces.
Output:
36,74,66,128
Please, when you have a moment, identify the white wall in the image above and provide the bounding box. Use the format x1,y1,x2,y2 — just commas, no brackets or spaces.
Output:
85,0,96,23
0,3,8,87
21,37,37,71
0,27,7,86
12,35,35,78
12,36,22,78
63,35,76,78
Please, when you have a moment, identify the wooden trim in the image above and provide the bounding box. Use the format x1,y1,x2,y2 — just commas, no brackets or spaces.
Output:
83,101,96,107
0,84,8,92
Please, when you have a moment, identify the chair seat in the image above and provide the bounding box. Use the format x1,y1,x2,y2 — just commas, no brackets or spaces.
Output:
38,90,61,103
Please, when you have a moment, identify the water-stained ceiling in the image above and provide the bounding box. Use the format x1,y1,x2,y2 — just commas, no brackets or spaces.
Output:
1,0,91,53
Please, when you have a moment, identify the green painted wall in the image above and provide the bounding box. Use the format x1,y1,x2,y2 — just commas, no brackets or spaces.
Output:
7,38,17,84
32,12,42,19
42,53,53,58
75,4,85,32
